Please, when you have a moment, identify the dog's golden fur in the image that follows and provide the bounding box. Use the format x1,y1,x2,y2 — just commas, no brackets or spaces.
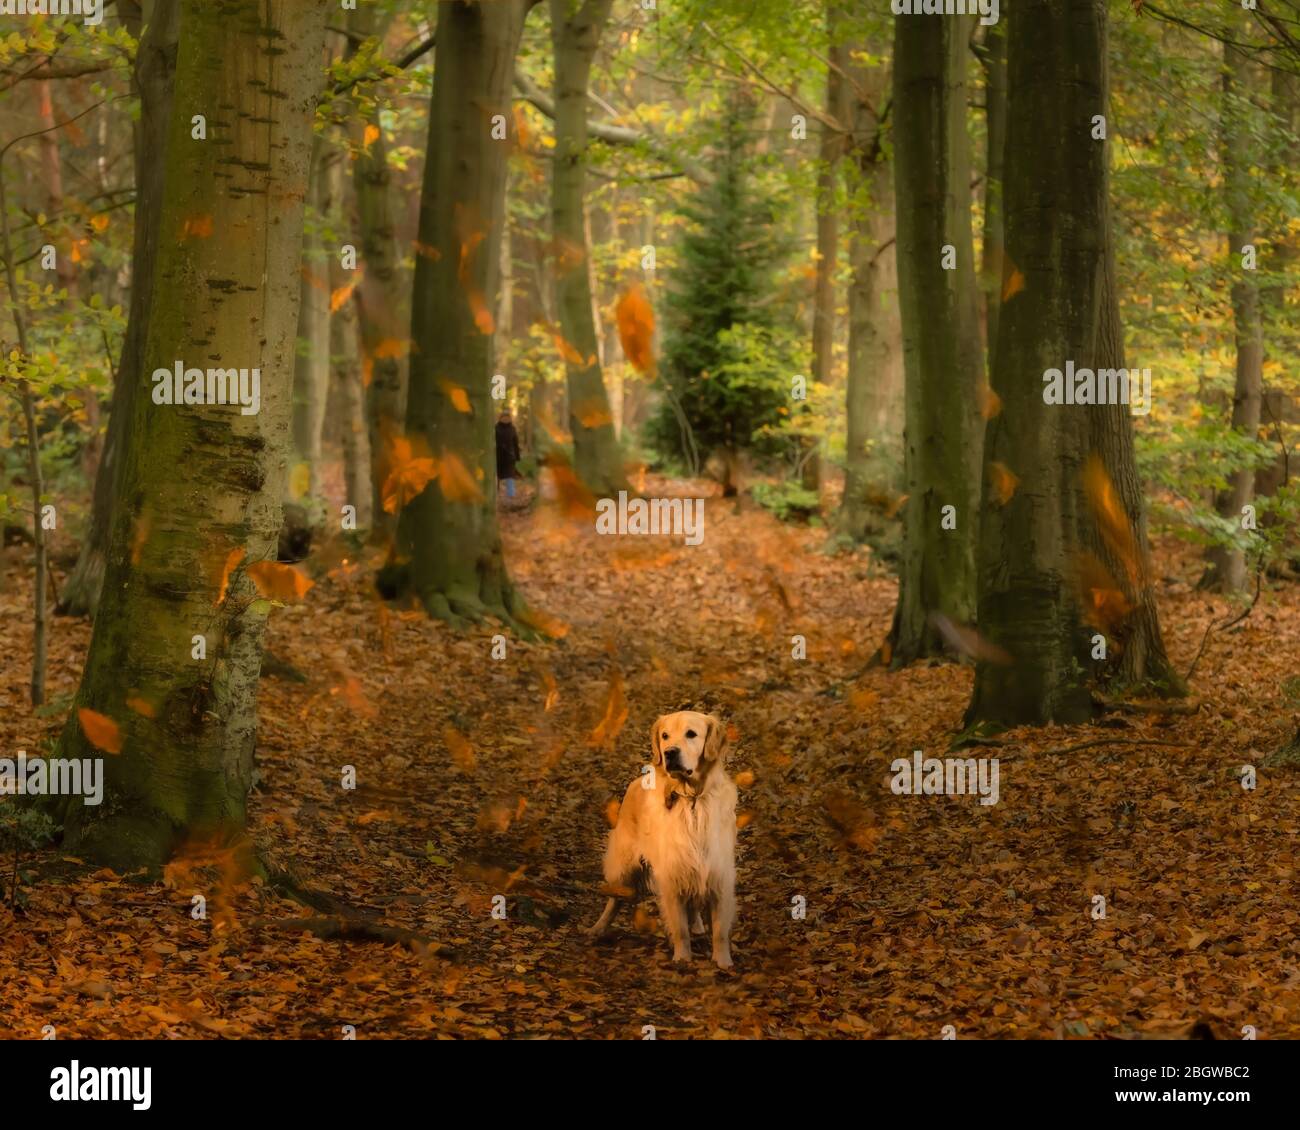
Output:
589,710,737,968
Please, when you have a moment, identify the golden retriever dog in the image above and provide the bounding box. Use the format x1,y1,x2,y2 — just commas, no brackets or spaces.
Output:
589,710,737,968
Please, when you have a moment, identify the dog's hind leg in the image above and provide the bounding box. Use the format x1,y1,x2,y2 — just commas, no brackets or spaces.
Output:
588,897,620,937
690,904,707,936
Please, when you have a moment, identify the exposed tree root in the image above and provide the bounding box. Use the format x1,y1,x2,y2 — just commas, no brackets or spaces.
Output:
1041,738,1190,756
259,860,453,957
1092,694,1203,716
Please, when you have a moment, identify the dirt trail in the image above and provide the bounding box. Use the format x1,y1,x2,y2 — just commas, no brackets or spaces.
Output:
2,480,1298,1038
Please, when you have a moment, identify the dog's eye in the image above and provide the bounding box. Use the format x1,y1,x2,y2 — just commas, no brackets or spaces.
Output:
685,730,696,739
662,733,668,740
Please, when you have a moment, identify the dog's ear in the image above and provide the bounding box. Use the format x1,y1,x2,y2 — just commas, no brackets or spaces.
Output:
703,715,728,764
650,716,664,766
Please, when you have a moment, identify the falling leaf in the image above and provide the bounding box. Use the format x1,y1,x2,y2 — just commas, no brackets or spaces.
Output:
382,434,438,513
330,273,360,312
362,123,380,148
77,708,122,754
573,399,612,429
989,461,1020,505
130,509,152,566
89,213,109,234
734,770,755,789
182,214,214,239
331,676,376,719
373,337,409,360
849,686,879,712
1083,453,1141,586
215,547,245,606
125,694,156,719
978,384,1003,420
541,667,559,712
413,241,441,261
550,326,592,367
246,561,314,603
445,725,476,771
1001,260,1025,302
616,284,655,373
1076,550,1133,633
438,379,472,414
541,451,596,519
436,451,485,503
467,290,495,335
288,461,311,501
589,670,628,749
604,798,621,828
517,605,570,639
929,612,1013,665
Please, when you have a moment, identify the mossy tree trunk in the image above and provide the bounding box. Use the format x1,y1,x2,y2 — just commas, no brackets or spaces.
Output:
965,0,1180,729
979,14,1007,371
54,0,327,872
346,1,407,545
398,0,537,628
837,43,901,541
550,0,626,498
58,0,178,618
1203,39,1263,594
886,10,984,664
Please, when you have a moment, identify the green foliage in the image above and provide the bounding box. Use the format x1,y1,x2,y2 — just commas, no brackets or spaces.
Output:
647,101,796,469
0,801,56,909
750,479,821,524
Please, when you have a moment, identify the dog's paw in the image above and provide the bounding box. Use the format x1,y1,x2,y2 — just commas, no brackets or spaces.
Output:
713,951,733,970
672,949,693,964
690,915,706,936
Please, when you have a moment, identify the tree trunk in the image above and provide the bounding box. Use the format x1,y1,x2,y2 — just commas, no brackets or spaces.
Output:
812,2,845,391
58,0,178,618
965,0,1180,729
292,136,330,506
331,165,372,532
886,10,984,664
347,1,407,545
398,0,536,628
837,46,901,540
980,15,1007,371
54,0,327,872
1203,40,1263,593
550,0,626,497
805,1,847,493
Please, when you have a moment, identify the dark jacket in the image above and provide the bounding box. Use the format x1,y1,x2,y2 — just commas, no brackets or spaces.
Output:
495,417,521,480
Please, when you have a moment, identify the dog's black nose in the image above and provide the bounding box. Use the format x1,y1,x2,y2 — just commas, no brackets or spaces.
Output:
665,747,681,765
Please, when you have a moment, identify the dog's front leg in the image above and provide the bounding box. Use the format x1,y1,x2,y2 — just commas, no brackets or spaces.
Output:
710,885,735,969
589,897,619,937
657,885,693,963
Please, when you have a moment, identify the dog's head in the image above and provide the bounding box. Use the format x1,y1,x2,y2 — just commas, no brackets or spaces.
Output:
650,710,728,784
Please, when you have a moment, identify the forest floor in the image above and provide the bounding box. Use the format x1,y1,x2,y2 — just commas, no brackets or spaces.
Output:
2,475,1299,1039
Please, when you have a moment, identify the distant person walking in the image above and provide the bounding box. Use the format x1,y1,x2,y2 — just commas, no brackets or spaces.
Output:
496,409,522,499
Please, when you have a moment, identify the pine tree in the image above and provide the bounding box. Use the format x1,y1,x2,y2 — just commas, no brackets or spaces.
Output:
650,101,793,490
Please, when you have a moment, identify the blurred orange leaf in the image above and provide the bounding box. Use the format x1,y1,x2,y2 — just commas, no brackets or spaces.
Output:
616,284,655,373
437,451,485,503
78,708,122,754
989,461,1020,505
246,561,314,602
